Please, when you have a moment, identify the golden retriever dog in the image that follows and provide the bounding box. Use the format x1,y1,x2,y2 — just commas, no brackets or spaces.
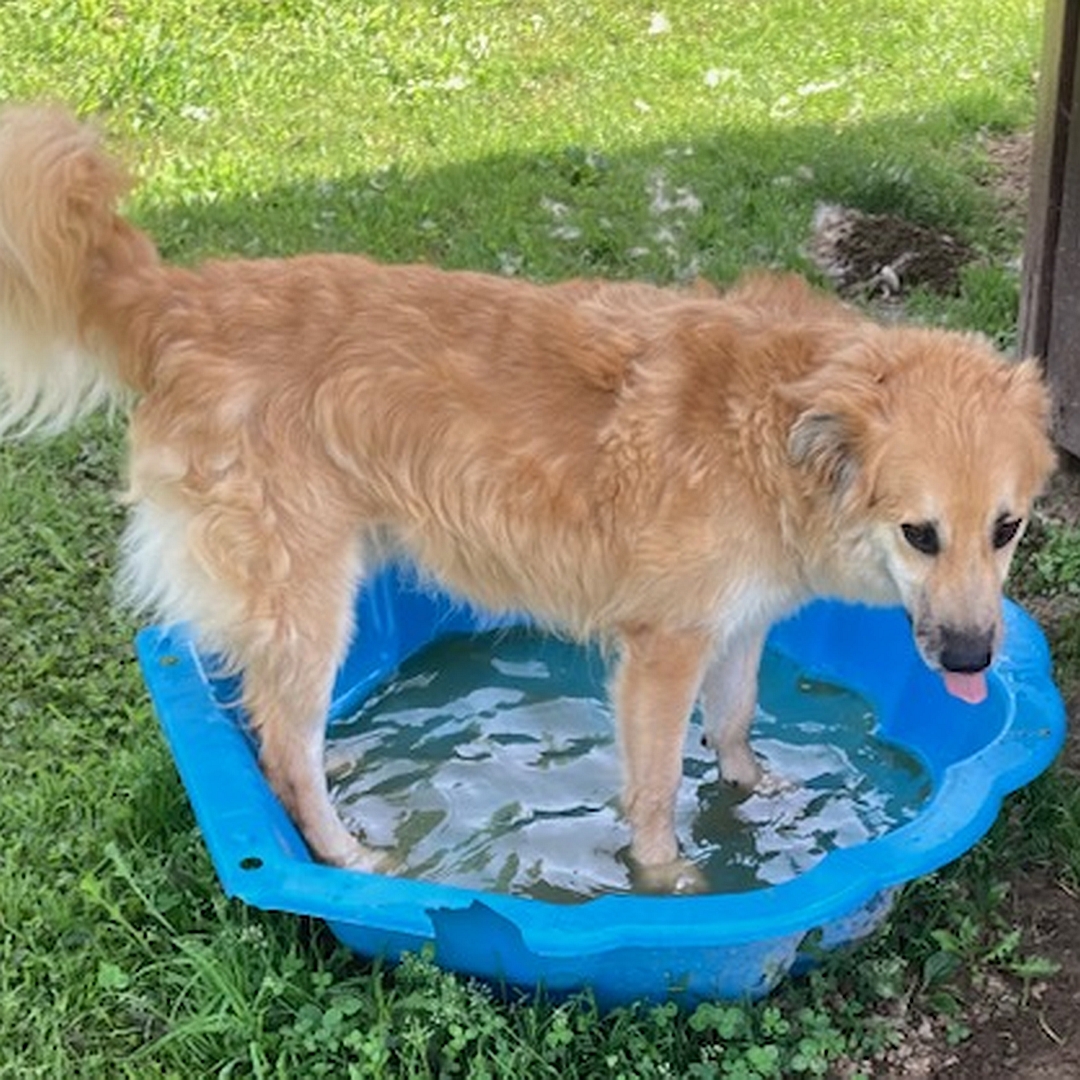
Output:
0,104,1056,890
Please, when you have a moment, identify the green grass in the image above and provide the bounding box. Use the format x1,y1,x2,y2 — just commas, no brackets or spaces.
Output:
3,0,1076,1076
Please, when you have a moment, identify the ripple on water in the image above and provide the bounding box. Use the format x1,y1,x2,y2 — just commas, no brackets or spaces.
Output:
327,630,930,902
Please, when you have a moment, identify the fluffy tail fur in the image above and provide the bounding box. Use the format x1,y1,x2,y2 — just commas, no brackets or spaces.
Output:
0,103,156,435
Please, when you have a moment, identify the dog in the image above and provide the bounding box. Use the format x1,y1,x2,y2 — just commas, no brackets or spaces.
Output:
0,103,1056,890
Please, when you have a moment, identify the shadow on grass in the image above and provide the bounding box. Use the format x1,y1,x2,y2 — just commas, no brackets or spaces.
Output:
130,108,1013,289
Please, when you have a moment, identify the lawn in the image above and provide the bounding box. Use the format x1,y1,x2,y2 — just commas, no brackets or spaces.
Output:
3,1,1079,1076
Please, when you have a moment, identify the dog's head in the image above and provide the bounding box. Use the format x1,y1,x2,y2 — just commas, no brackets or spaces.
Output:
788,326,1056,704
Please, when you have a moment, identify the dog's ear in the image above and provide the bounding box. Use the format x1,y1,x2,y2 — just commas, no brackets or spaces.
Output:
1004,357,1058,487
784,336,891,501
1006,357,1052,431
788,409,864,494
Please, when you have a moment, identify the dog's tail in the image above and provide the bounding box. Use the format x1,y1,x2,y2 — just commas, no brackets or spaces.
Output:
0,103,160,436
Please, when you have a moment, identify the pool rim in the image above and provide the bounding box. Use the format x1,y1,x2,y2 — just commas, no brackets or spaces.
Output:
135,591,1065,957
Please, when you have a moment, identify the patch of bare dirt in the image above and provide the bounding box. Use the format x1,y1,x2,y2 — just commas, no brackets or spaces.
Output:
895,871,1080,1080
979,130,1033,227
809,204,974,299
832,866,1080,1079
808,131,1034,307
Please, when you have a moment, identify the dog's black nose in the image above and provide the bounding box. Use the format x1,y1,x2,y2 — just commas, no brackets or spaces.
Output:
939,627,993,674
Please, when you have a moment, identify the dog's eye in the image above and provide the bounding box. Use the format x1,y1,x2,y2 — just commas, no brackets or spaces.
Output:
992,515,1023,550
901,522,940,556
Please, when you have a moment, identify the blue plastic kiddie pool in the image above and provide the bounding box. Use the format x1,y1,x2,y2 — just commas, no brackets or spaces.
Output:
137,564,1064,1006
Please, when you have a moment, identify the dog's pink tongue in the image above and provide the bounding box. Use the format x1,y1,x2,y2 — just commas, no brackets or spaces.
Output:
943,670,988,705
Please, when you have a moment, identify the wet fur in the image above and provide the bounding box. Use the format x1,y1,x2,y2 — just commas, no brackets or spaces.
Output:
0,104,1056,887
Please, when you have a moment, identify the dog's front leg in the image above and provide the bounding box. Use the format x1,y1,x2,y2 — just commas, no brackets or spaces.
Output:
700,627,768,789
612,624,712,879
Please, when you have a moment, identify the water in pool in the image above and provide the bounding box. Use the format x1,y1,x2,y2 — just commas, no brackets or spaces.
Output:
327,629,930,901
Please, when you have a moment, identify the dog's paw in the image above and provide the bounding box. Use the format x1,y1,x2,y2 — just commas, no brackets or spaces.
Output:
327,838,400,876
714,743,764,790
751,768,796,797
713,745,797,798
632,856,707,895
358,846,403,876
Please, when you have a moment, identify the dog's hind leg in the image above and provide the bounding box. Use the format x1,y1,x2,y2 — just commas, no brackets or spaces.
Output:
155,491,382,871
235,550,389,871
612,624,712,878
244,646,368,870
700,627,768,790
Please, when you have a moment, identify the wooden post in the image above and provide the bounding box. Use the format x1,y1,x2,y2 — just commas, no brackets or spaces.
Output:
1021,0,1080,454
